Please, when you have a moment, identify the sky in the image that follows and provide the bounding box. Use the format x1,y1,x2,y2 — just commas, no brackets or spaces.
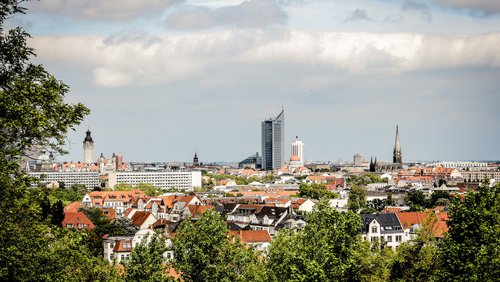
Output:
7,0,500,163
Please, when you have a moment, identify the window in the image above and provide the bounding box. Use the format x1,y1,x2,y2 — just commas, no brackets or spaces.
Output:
387,236,392,242
396,235,402,242
371,226,378,233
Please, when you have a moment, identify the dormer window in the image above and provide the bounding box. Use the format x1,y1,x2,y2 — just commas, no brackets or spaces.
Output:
372,226,378,233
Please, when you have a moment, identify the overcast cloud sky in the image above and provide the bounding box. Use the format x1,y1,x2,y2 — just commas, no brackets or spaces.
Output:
9,0,500,163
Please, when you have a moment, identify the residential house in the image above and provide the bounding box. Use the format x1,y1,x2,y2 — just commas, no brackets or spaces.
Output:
229,230,272,252
62,212,94,230
128,211,157,229
361,213,405,249
249,205,289,235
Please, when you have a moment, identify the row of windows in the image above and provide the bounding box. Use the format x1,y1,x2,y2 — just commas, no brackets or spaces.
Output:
370,235,402,243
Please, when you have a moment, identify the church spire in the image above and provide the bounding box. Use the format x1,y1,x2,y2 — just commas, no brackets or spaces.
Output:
393,125,402,164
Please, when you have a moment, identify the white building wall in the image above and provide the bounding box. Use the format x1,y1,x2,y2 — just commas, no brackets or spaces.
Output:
291,138,304,165
29,171,99,189
108,171,202,191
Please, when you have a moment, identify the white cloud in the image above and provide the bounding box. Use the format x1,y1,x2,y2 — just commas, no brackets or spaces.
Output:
28,0,184,21
29,30,500,88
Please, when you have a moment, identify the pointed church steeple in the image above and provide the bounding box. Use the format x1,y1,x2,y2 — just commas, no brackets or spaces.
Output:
393,125,402,164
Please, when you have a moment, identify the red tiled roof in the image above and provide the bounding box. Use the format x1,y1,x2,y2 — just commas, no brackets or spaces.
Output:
64,201,83,213
264,198,291,204
62,212,95,230
130,211,152,227
396,212,430,229
187,205,214,216
229,230,271,243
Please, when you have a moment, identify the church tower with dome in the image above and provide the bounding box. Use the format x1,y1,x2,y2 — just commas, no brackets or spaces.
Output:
83,130,94,164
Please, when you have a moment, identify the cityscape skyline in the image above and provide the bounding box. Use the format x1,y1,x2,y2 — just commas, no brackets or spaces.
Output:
12,0,500,162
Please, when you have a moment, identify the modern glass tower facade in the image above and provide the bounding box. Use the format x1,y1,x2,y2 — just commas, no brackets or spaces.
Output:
261,109,284,170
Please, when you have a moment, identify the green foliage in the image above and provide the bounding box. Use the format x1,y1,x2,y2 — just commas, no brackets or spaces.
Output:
367,198,387,212
172,210,267,281
390,215,441,281
406,190,427,211
79,207,138,256
114,183,163,196
348,185,367,212
436,183,500,281
429,190,450,208
348,174,387,186
299,182,337,199
267,200,366,281
39,229,123,281
50,199,65,227
0,3,94,277
125,232,168,282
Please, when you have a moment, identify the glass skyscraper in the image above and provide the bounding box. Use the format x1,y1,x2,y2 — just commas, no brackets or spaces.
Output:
261,109,284,170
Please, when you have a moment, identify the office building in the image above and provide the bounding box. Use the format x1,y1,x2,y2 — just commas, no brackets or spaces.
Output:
107,171,202,191
261,109,284,170
29,171,99,189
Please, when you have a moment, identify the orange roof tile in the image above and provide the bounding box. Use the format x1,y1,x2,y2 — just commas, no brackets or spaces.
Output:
229,230,271,243
64,201,83,213
62,212,94,230
396,212,430,229
130,211,152,227
187,205,214,216
113,240,132,252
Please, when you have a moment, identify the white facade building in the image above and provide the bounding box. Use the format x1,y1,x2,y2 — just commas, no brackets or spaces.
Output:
108,171,202,191
430,161,488,170
291,136,304,165
29,171,99,189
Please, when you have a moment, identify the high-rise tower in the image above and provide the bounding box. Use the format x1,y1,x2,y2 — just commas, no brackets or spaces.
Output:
261,109,284,170
83,130,94,164
393,125,402,164
291,136,304,165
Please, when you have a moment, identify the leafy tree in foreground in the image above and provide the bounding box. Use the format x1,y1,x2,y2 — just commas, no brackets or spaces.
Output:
436,183,500,281
172,210,267,282
0,2,91,280
390,214,441,281
125,232,169,282
267,200,368,281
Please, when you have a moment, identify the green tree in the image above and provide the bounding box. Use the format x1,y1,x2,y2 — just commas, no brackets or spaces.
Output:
436,183,500,281
267,200,366,281
299,182,337,199
70,183,88,195
348,185,367,212
125,232,169,282
172,210,267,281
390,215,441,281
40,228,123,281
406,190,427,211
429,190,450,208
50,199,65,227
79,207,138,255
